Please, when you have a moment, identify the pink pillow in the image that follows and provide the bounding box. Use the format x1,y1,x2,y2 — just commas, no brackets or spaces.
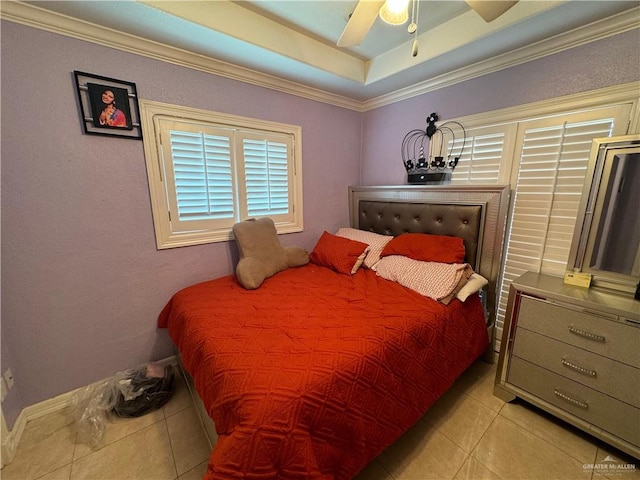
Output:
375,256,471,302
381,233,465,264
310,231,369,275
335,228,393,270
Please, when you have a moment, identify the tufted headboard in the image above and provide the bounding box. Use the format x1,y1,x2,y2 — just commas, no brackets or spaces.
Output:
349,185,510,352
357,201,483,269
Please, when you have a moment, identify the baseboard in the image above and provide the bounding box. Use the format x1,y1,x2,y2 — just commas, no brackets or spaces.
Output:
0,355,177,467
1,408,26,468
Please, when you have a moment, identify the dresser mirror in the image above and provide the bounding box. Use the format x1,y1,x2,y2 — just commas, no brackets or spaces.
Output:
567,134,640,295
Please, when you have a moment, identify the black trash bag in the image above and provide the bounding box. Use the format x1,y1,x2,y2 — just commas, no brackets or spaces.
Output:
113,364,175,418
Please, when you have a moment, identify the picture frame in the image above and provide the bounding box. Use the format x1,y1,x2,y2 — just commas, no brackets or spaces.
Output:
73,71,142,140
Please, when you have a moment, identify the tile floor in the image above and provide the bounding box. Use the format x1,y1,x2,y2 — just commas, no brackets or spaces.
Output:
2,360,638,480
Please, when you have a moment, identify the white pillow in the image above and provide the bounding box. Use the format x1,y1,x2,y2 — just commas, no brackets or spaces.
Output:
375,255,470,302
335,228,393,270
456,273,489,302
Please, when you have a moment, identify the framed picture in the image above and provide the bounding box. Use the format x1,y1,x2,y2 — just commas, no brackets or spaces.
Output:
73,71,142,139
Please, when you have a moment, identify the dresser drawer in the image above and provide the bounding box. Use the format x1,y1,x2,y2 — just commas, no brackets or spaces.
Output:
512,329,640,407
517,296,640,368
508,357,640,448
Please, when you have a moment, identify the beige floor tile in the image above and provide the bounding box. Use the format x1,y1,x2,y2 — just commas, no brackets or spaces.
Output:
473,416,591,480
0,423,75,480
178,460,209,480
592,444,640,480
452,360,505,413
23,408,74,443
378,418,468,480
36,463,73,480
163,369,194,418
69,422,176,480
354,459,394,480
454,455,502,480
73,408,165,460
426,389,498,453
500,401,599,464
166,406,211,476
6,355,633,480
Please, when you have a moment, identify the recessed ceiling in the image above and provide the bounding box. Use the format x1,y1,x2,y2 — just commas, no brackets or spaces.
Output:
8,0,640,105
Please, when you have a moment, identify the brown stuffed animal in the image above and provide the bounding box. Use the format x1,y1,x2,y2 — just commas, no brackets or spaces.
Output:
232,217,309,289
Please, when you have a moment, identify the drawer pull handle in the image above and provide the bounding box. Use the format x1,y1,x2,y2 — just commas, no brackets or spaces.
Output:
554,389,588,409
568,326,605,343
561,359,597,377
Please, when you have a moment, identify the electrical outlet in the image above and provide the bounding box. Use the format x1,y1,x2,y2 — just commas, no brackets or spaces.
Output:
0,377,7,402
4,368,14,389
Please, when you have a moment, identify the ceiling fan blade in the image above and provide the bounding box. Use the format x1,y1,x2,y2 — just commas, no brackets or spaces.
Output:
466,1,518,22
337,0,384,47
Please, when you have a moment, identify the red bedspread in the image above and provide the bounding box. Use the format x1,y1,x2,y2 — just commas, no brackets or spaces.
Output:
158,263,488,479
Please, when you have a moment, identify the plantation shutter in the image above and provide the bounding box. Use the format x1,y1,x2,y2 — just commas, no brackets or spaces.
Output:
495,106,631,351
448,125,515,184
171,131,234,219
159,120,237,233
142,100,303,249
237,131,294,223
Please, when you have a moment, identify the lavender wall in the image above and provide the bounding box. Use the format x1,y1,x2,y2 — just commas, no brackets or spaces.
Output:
362,29,640,185
1,19,638,429
0,21,362,427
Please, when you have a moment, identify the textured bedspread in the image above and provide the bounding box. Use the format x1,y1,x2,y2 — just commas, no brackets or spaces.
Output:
158,263,488,479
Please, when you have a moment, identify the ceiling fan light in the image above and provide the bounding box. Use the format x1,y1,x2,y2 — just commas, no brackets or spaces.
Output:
379,0,409,25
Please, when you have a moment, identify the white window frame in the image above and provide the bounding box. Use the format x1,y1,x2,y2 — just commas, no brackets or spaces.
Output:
140,100,303,249
439,82,639,351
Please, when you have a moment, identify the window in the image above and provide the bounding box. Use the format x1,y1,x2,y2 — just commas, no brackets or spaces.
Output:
140,100,303,249
495,107,630,349
437,85,635,351
447,124,517,184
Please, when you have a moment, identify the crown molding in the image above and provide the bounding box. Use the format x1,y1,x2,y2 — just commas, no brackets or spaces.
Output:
454,81,640,130
362,7,640,111
0,1,363,111
2,1,638,114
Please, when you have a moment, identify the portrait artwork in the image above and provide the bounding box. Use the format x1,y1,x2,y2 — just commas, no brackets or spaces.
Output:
87,84,132,130
74,71,142,139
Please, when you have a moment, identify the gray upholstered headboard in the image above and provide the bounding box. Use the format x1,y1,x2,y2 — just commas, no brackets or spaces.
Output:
349,185,510,351
356,201,483,269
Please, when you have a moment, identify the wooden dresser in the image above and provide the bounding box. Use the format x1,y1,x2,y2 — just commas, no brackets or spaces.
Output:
494,272,640,459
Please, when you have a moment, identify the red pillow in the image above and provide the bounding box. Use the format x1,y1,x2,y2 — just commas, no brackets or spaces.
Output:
380,233,465,264
310,231,369,275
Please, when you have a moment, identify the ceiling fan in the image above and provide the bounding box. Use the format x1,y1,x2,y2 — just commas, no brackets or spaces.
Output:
337,0,518,47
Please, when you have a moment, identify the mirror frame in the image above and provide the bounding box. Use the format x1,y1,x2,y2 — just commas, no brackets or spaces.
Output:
567,133,640,295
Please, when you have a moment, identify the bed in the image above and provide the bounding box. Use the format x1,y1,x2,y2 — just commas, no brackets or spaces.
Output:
158,185,510,479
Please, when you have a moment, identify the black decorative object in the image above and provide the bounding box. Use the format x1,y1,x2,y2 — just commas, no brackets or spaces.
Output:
402,113,466,184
